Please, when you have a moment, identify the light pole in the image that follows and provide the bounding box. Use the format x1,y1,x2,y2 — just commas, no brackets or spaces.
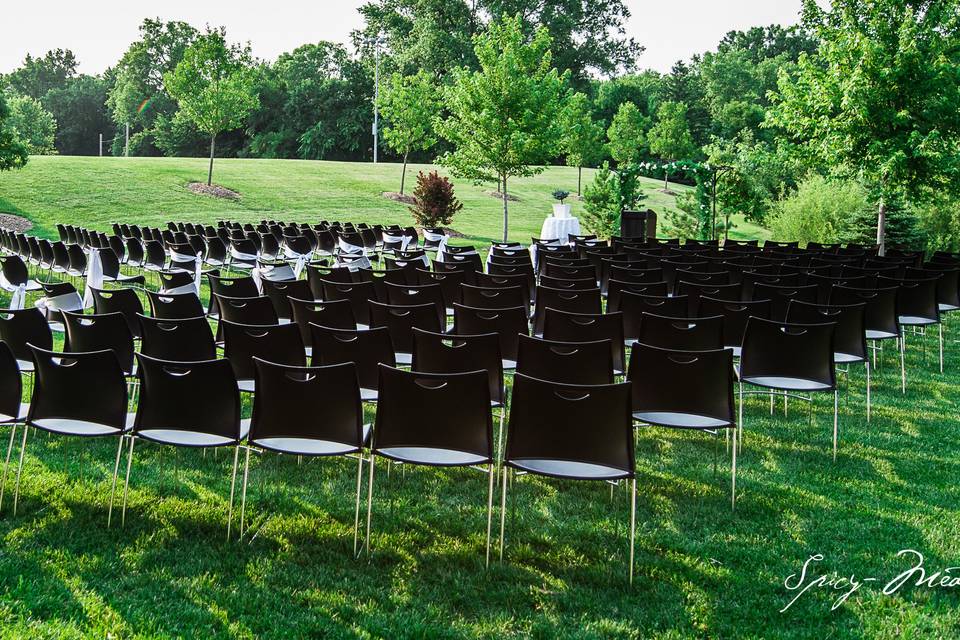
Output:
366,34,385,164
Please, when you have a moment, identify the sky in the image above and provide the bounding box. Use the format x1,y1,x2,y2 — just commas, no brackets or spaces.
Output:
0,1,811,76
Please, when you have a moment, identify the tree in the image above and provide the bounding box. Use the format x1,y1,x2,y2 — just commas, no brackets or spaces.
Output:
0,94,29,171
561,92,606,195
108,19,199,156
581,161,646,238
4,93,57,155
767,0,960,254
648,101,696,190
42,74,115,155
164,28,260,185
5,49,78,100
437,15,569,242
606,101,647,166
380,70,441,193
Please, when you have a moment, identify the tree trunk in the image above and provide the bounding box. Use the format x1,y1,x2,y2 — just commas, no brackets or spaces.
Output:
664,170,670,191
577,166,582,196
207,134,216,186
876,199,887,256
501,174,509,243
400,151,409,195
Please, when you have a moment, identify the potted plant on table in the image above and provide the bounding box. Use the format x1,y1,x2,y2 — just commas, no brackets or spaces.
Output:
551,189,571,218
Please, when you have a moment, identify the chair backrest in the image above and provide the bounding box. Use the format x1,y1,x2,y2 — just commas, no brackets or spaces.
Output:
0,254,30,287
91,286,145,339
411,328,504,405
321,280,376,325
134,354,241,441
27,344,127,432
636,313,724,351
0,307,53,363
532,286,601,335
786,300,867,362
620,292,689,340
451,303,528,363
0,341,22,421
373,365,493,463
505,374,634,478
752,282,819,321
460,284,529,316
61,310,135,374
516,334,613,384
214,294,279,326
628,343,735,427
696,296,771,351
740,317,836,389
828,285,899,338
384,282,446,327
878,276,940,324
368,300,442,355
207,273,259,315
250,359,364,450
259,278,313,321
146,290,205,319
289,297,356,348
676,280,742,316
137,314,216,362
221,320,306,385
542,308,625,372
309,324,396,392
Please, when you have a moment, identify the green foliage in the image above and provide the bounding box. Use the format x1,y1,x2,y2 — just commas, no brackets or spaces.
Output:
437,14,569,241
767,175,870,245
4,49,78,100
606,101,647,166
915,194,960,254
164,27,260,184
648,101,696,189
561,93,606,170
409,170,463,228
663,191,707,241
380,70,441,193
767,0,960,251
3,92,57,155
41,75,115,156
0,93,29,171
551,189,569,203
582,162,645,238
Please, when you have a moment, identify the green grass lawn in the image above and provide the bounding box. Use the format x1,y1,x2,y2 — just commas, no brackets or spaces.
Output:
2,157,957,638
0,156,769,244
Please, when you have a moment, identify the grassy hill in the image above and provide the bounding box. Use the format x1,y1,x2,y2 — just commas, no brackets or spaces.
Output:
0,156,769,243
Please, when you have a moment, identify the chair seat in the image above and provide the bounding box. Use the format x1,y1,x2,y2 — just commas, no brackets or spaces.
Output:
509,458,630,480
502,358,517,370
633,411,732,429
727,345,742,358
395,352,412,366
899,315,938,326
866,329,898,340
361,388,378,402
238,379,256,393
377,446,488,467
835,352,865,364
15,359,34,373
0,402,30,423
252,424,371,456
137,419,250,447
741,376,833,391
939,303,959,313
31,413,135,436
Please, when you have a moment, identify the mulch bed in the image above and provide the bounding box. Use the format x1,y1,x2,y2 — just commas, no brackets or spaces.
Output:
0,213,32,232
188,182,241,200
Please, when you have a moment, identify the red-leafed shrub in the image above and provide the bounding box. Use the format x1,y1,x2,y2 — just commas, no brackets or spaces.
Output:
409,171,463,229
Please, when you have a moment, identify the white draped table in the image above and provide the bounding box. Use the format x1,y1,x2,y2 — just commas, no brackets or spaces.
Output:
539,215,581,243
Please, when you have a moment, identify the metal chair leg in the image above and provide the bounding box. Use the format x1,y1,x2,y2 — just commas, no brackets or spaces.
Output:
485,462,495,569
227,446,240,540
939,322,944,373
364,454,376,555
107,435,126,527
731,424,738,511
499,466,509,561
628,477,636,585
900,334,907,394
832,390,839,462
239,446,251,538
12,422,29,516
0,423,19,512
353,452,364,558
865,361,871,423
121,435,135,526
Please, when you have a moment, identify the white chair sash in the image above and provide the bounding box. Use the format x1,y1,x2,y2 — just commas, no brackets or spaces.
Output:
37,291,83,314
82,248,103,309
338,238,365,255
9,284,26,310
230,246,259,262
293,255,308,279
193,253,203,295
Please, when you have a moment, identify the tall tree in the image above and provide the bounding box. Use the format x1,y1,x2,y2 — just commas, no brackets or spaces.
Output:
606,101,647,166
437,14,569,241
768,0,960,254
108,19,199,155
164,28,260,185
3,92,57,155
380,70,441,193
42,74,115,155
0,94,29,171
662,60,710,147
648,101,696,190
561,92,606,195
5,49,78,100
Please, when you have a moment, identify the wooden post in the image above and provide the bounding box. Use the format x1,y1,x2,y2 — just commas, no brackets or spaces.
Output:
99,133,103,157
125,123,130,157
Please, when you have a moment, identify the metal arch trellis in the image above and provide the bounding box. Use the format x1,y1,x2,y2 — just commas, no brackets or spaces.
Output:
637,160,735,242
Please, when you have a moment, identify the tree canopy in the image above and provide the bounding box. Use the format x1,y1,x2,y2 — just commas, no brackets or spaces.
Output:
380,70,441,193
0,93,29,171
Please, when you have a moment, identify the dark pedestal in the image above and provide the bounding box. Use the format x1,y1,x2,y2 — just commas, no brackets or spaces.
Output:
620,209,657,240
